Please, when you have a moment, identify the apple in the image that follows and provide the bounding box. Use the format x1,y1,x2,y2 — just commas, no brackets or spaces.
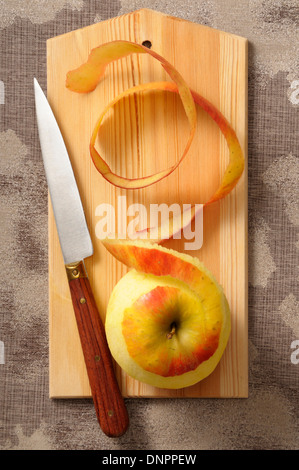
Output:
103,239,231,389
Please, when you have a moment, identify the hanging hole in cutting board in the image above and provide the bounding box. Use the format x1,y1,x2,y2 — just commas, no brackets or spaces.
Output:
142,40,152,49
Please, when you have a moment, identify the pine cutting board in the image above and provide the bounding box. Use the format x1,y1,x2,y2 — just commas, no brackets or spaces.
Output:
47,9,248,398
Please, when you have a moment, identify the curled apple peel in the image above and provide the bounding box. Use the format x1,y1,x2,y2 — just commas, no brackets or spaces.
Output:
103,239,231,389
66,40,244,241
66,41,197,191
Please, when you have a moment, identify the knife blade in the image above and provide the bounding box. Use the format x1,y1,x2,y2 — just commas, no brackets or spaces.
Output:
34,78,129,437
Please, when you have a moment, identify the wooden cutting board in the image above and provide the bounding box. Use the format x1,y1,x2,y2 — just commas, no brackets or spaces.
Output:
47,8,248,398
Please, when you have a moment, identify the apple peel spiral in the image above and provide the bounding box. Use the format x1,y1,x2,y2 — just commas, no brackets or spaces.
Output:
103,239,230,389
66,40,244,243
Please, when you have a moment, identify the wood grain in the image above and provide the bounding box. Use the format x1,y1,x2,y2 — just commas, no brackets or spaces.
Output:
47,9,248,398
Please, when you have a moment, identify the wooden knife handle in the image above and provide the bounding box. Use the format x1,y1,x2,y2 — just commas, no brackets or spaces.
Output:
66,262,129,437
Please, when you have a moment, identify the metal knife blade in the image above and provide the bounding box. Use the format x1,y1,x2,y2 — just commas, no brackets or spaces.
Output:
34,78,129,437
34,78,93,265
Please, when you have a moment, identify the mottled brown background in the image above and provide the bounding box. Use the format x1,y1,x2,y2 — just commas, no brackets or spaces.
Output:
0,0,298,450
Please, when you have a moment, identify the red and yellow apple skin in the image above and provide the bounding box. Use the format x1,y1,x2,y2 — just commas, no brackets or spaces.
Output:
66,40,244,243
66,40,244,205
104,239,231,389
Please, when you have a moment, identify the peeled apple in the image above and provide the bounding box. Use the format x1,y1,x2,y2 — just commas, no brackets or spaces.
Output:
103,239,231,389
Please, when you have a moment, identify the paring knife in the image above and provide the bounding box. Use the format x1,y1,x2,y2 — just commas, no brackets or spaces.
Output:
34,78,129,437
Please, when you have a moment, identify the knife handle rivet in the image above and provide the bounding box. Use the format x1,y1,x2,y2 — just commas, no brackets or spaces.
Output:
80,297,86,304
65,262,88,281
95,355,101,362
108,410,114,417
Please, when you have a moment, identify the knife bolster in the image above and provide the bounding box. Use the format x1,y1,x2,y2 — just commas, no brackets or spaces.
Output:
65,260,88,281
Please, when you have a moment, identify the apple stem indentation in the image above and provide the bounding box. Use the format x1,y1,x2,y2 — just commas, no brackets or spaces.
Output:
166,322,176,340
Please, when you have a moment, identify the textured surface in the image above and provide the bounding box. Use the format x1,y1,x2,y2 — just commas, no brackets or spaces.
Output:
0,0,298,450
